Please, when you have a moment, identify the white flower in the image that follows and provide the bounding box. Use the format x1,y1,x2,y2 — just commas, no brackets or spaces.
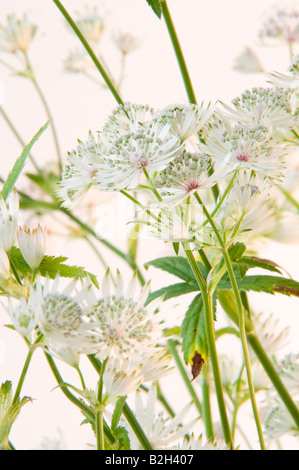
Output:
32,275,97,350
137,348,174,382
5,294,38,338
155,102,215,141
0,13,37,54
259,2,299,46
174,433,229,450
64,48,95,73
95,122,183,191
0,249,10,280
233,46,264,74
154,151,231,205
87,270,163,361
202,118,286,184
57,131,110,208
251,312,289,358
0,190,19,252
276,353,299,395
103,103,155,138
102,357,143,404
221,87,298,135
112,31,142,55
264,398,299,440
126,384,198,449
17,224,46,270
72,6,106,45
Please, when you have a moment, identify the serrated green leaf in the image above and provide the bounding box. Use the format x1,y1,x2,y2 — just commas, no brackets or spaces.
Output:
111,396,127,431
237,256,283,275
146,0,162,18
1,121,50,201
228,242,246,261
181,294,208,378
219,274,299,297
114,426,131,450
8,246,99,287
146,281,199,305
145,256,208,283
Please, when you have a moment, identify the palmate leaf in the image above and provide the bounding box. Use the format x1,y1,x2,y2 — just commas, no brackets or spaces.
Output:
8,246,99,287
146,0,162,18
1,121,49,201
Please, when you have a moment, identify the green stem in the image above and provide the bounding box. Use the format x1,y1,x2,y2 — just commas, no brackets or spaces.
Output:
161,1,197,104
182,247,233,447
201,362,214,441
279,186,299,211
95,408,105,450
12,348,33,405
122,403,153,450
167,339,202,417
194,192,265,449
51,0,124,106
87,355,153,450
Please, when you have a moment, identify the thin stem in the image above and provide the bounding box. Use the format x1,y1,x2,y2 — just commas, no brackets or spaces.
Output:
12,349,33,405
182,246,233,447
279,186,299,211
167,339,202,416
194,191,265,449
95,408,105,450
201,362,214,441
161,1,197,104
51,0,124,106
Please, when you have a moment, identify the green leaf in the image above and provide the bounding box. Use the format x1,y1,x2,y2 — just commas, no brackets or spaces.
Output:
145,281,199,305
1,121,50,201
145,256,208,283
228,242,246,261
172,242,180,255
114,426,131,450
8,246,99,287
111,396,127,431
181,294,208,379
237,256,283,275
219,274,299,297
146,0,162,18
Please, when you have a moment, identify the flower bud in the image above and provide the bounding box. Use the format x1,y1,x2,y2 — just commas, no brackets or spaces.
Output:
17,224,46,270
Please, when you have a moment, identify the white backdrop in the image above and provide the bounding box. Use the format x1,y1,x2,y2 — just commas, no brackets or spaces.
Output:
0,0,298,450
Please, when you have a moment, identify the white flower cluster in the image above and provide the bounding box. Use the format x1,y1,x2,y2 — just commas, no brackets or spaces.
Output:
5,269,172,405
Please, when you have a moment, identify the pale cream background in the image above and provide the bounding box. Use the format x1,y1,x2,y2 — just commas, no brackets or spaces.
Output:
0,0,298,450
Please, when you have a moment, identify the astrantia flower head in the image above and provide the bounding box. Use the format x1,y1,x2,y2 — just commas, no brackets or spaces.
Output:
112,31,142,55
73,6,106,45
223,87,298,135
276,353,299,394
103,103,155,138
174,433,229,450
154,151,231,205
57,131,110,207
95,122,183,191
17,224,46,270
64,48,95,73
259,2,299,46
0,189,19,252
126,384,198,450
5,294,38,338
33,275,96,350
203,119,286,183
155,102,215,141
101,357,143,404
0,13,37,54
264,397,299,440
87,270,163,361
